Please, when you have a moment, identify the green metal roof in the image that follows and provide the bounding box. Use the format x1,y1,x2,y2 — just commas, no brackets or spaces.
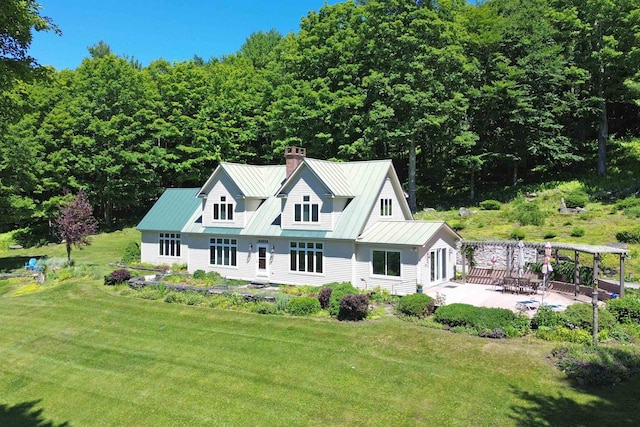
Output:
357,221,459,246
241,159,410,240
198,163,285,198
141,158,416,243
222,163,285,197
304,159,352,197
137,188,201,231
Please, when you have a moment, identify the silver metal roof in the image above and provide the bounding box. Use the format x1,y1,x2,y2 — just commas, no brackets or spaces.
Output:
357,221,458,246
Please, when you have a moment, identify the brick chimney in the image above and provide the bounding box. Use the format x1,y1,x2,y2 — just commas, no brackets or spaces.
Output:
285,146,306,178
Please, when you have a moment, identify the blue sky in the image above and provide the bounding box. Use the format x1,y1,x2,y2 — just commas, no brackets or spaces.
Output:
29,0,337,70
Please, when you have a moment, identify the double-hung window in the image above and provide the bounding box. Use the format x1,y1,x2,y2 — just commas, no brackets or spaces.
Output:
209,238,237,266
290,242,323,273
372,250,400,277
294,195,319,222
213,196,234,221
159,233,181,257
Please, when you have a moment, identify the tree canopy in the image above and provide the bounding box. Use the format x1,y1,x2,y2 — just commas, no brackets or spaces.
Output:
3,0,640,238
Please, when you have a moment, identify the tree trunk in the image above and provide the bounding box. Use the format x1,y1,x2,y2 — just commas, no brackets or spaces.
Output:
66,241,72,263
104,202,112,229
597,100,608,176
592,253,600,347
512,162,518,186
469,169,475,202
408,138,416,214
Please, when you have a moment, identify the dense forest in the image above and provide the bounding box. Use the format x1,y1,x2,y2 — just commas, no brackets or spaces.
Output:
1,0,640,238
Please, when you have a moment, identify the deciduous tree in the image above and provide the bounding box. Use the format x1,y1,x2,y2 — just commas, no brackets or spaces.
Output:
53,190,98,263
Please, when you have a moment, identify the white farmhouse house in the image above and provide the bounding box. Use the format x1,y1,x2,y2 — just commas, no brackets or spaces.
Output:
137,147,460,295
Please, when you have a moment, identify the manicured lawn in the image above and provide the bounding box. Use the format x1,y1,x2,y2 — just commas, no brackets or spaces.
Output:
1,229,640,425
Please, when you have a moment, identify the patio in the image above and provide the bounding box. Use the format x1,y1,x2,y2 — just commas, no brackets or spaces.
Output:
424,281,593,316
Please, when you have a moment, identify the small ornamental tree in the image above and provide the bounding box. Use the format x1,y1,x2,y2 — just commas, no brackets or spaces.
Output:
54,190,98,262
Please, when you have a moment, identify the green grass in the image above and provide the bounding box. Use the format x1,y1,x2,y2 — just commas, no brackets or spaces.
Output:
1,229,640,425
417,187,640,277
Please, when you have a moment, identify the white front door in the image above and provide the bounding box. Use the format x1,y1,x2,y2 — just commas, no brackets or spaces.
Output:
256,244,269,278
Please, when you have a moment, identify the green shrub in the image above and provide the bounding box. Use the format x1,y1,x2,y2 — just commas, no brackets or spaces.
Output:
551,345,640,386
121,241,141,264
275,295,290,312
254,302,277,315
570,227,585,237
564,190,589,208
450,221,466,231
514,203,545,226
531,306,566,330
327,282,358,316
623,206,640,218
433,303,521,334
338,294,369,321
543,231,557,239
616,228,640,244
286,297,321,316
614,196,640,211
397,294,435,318
480,199,501,210
536,327,592,344
509,229,526,241
193,269,206,280
607,296,640,324
563,303,617,331
368,286,395,304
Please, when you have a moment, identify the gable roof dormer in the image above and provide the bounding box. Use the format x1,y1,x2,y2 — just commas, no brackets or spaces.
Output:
277,158,353,198
198,163,285,199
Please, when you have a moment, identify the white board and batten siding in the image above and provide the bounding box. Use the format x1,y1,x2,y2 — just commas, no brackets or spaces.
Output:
281,168,333,231
139,230,190,267
354,244,419,296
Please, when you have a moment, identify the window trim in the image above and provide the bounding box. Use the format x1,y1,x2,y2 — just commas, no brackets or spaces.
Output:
213,196,234,221
380,198,393,216
289,241,324,274
159,232,181,257
294,195,319,223
371,249,401,277
209,238,238,267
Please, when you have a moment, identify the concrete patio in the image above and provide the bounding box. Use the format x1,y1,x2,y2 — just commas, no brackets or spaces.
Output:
424,281,594,316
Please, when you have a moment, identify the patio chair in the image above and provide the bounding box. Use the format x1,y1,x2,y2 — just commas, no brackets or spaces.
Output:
516,299,539,312
490,274,503,291
516,278,531,294
24,258,37,271
502,277,516,293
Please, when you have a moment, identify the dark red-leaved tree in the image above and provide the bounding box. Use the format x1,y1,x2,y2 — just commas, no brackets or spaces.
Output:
54,189,98,263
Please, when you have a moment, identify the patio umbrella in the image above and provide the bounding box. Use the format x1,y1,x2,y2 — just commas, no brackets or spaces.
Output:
541,242,553,305
518,240,525,278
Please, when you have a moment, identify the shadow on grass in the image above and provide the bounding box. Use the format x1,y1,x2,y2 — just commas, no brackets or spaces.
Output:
0,400,69,427
0,256,47,273
510,376,640,426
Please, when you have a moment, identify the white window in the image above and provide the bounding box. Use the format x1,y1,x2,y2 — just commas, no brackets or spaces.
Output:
372,250,400,277
213,196,234,221
380,198,392,216
159,233,181,257
210,238,237,266
290,242,323,273
294,195,319,222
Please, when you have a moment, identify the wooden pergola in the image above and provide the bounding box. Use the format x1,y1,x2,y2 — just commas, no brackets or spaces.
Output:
459,240,629,297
